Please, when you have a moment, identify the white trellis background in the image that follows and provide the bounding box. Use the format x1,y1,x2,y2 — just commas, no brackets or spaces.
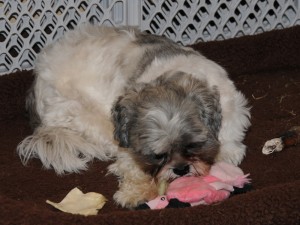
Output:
1,0,299,75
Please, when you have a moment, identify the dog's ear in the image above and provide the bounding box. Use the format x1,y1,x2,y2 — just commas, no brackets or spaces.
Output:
111,86,143,148
185,80,222,138
111,96,131,148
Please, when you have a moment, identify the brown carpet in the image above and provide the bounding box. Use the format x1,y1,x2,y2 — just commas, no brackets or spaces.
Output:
0,26,299,225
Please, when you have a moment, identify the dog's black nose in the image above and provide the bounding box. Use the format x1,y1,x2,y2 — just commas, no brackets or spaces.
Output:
173,165,190,176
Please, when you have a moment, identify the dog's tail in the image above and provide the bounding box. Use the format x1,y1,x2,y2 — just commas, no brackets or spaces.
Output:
17,126,106,174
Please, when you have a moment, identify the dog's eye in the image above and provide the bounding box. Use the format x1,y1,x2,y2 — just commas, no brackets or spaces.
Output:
185,142,205,150
184,142,206,156
154,153,167,161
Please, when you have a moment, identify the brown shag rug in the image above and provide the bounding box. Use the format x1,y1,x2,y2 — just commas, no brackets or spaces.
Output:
0,26,299,225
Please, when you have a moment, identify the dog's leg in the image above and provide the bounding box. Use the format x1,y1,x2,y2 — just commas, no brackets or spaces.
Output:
113,176,158,209
217,141,247,166
18,86,118,174
217,91,251,165
108,151,158,208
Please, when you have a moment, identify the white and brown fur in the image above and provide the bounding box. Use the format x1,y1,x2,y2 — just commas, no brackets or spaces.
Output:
17,24,251,208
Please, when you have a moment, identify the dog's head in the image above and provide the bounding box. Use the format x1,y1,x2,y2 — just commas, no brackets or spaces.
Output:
111,71,222,181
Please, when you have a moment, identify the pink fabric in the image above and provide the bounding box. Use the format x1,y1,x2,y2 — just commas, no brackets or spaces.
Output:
146,162,250,209
167,176,231,204
209,161,250,188
146,195,169,209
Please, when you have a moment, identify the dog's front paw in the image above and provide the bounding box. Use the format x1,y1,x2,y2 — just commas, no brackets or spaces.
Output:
113,180,158,209
114,190,147,209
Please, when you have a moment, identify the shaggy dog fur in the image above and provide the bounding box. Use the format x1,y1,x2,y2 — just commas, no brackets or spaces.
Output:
17,25,250,208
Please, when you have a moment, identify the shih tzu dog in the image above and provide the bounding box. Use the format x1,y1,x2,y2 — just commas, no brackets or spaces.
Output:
17,24,250,208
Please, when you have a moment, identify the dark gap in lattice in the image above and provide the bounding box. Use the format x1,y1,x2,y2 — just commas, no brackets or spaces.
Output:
229,17,236,23
16,2,22,12
161,2,170,16
63,7,81,30
27,0,35,12
249,13,255,19
44,24,55,34
254,5,260,13
199,7,208,17
205,0,211,6
32,42,43,54
167,0,178,5
182,23,196,42
79,1,88,11
234,8,241,17
268,9,275,16
143,29,152,34
215,11,221,20
172,17,180,29
56,6,65,15
142,0,156,20
40,11,57,34
33,10,42,18
8,46,20,58
9,13,18,22
30,30,46,54
208,20,217,28
51,0,61,8
163,26,176,41
20,50,35,69
150,20,160,32
67,20,78,30
87,5,104,24
21,28,31,38
0,32,7,42
4,2,12,15
273,1,280,10
150,11,168,34
89,16,100,24
220,3,227,10
240,0,248,6
0,54,12,72
194,14,201,23
183,1,190,10
173,9,187,29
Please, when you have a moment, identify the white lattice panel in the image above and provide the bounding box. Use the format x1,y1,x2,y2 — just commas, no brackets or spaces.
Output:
141,0,300,45
1,0,300,75
0,0,133,75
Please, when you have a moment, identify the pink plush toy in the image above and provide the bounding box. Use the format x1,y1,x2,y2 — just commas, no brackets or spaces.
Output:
140,162,250,210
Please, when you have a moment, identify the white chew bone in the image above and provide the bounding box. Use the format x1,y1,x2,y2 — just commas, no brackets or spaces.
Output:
158,179,168,195
262,138,284,155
